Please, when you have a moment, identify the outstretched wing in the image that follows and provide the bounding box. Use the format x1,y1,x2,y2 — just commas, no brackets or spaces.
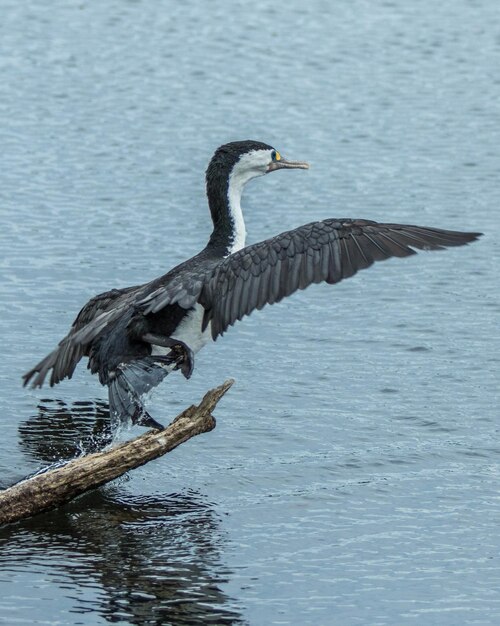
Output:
72,286,138,329
23,285,138,388
199,218,481,339
23,251,218,388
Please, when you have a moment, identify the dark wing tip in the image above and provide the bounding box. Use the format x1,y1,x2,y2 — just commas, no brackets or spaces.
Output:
22,371,34,388
461,231,483,243
385,225,483,252
22,366,46,388
431,229,483,246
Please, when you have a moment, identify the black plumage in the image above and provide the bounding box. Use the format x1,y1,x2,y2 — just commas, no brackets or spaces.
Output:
199,220,479,338
23,140,481,427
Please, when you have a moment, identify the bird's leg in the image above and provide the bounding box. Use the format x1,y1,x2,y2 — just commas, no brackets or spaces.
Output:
142,333,195,380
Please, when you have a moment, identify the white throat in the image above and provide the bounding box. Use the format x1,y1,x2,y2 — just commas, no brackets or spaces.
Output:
225,148,272,256
226,168,248,255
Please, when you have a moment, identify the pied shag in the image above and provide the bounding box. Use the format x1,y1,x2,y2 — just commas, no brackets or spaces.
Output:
24,140,481,428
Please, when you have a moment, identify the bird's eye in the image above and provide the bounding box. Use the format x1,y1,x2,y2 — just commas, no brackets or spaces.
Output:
271,150,281,161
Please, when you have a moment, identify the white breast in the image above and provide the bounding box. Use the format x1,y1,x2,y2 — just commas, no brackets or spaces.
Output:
150,304,212,358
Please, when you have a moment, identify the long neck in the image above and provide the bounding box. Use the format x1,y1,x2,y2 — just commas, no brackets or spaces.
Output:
206,164,247,256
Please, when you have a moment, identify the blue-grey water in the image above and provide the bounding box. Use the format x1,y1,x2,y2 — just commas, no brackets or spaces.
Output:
1,1,499,624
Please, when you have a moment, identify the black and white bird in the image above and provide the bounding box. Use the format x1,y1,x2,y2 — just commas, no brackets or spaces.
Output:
24,140,481,428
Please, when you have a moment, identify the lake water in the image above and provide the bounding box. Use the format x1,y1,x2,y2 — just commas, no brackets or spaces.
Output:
1,1,499,624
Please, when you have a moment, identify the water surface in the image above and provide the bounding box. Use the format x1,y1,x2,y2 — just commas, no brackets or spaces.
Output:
1,1,499,624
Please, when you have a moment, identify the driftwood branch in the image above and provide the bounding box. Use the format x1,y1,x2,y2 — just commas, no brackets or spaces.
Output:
0,380,233,526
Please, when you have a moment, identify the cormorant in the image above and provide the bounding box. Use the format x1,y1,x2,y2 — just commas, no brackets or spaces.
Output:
23,140,481,428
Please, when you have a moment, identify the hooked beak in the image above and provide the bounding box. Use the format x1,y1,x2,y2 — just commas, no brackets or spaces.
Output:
267,158,309,172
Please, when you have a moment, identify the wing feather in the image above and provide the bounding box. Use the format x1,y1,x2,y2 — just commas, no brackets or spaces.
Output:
23,286,138,388
200,219,481,339
25,218,480,388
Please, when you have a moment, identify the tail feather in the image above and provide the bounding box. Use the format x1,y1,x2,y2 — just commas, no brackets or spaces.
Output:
108,357,173,428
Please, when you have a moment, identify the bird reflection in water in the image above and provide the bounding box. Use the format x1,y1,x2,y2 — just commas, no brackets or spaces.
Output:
3,400,244,625
19,397,114,463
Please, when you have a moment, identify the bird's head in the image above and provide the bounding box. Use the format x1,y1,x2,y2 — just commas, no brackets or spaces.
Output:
206,140,309,190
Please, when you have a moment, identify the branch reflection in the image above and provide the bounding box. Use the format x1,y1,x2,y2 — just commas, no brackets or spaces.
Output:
2,399,244,625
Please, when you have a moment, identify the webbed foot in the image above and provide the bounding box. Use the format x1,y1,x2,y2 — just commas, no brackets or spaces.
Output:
169,341,195,380
142,333,195,380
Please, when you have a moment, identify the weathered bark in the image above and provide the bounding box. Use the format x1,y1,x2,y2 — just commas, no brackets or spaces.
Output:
0,380,233,526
